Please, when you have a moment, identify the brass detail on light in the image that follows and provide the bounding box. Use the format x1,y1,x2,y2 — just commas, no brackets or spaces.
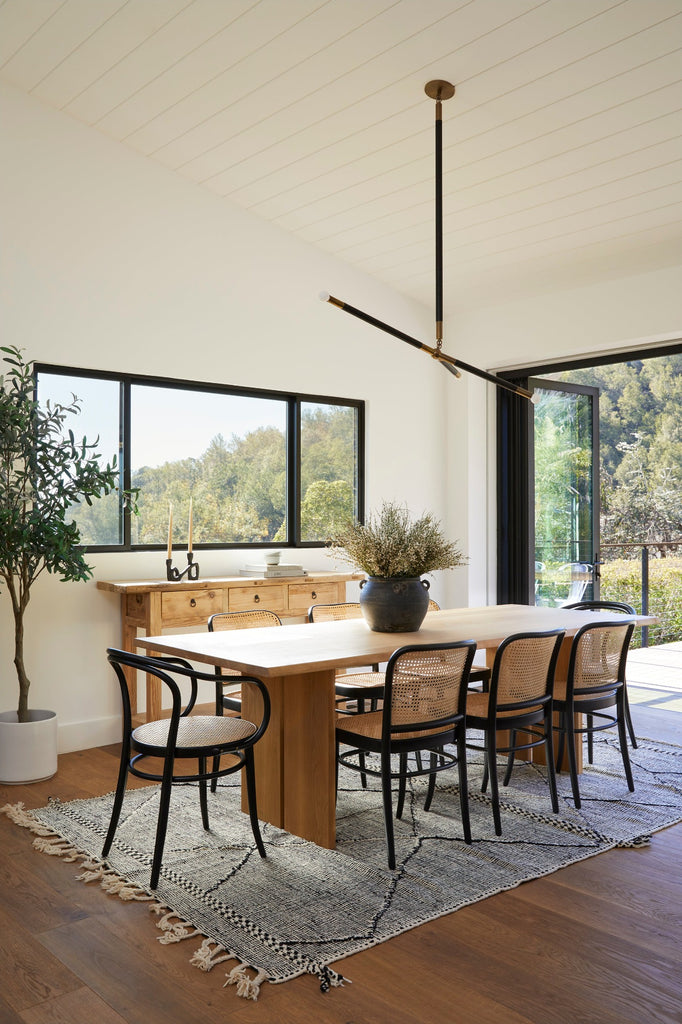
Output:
424,80,455,101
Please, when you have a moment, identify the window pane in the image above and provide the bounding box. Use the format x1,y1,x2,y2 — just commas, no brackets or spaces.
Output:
36,373,122,545
130,385,287,545
300,402,358,541
534,387,595,607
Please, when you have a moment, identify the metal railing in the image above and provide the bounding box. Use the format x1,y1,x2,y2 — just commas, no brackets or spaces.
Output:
600,539,682,648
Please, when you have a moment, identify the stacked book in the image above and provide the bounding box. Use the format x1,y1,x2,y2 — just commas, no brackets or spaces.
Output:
239,563,307,578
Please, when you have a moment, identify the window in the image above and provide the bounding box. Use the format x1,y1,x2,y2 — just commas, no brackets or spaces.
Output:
36,372,123,546
36,366,364,551
300,401,360,542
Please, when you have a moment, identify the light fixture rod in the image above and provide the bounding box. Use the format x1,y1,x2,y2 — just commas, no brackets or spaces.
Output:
319,293,534,400
436,350,535,400
320,292,425,351
435,97,443,345
426,80,454,347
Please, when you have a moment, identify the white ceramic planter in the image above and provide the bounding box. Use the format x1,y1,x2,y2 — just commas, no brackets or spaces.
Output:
0,709,58,784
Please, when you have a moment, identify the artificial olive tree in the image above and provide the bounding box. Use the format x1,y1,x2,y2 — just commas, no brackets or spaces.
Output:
1,346,133,721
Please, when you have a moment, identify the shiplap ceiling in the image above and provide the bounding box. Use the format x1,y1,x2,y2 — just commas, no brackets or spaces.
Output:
2,0,682,311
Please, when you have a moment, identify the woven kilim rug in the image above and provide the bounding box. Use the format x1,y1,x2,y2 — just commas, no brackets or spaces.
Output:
4,735,682,1001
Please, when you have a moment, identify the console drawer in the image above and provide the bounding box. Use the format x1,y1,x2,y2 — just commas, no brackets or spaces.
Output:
161,589,223,627
287,582,341,614
229,585,287,613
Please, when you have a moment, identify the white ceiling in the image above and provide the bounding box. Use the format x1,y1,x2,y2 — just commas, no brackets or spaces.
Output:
2,0,682,314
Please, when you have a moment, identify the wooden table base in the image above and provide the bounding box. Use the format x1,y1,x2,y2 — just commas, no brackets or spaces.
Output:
241,670,337,849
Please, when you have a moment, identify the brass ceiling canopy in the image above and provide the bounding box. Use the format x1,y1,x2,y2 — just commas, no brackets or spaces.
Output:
321,80,536,403
424,79,455,101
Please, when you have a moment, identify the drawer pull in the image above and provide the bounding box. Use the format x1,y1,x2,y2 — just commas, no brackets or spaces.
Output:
311,590,317,600
254,594,260,603
190,598,197,608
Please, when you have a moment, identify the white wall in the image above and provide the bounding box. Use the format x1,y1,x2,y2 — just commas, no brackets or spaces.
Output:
1,81,465,751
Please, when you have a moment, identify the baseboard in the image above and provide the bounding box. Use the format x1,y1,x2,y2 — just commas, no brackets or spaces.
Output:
58,715,120,754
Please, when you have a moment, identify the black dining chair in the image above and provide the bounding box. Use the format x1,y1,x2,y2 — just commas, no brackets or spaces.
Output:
207,610,282,791
208,608,283,715
553,620,635,809
465,629,565,836
308,601,385,711
564,600,638,754
336,640,476,869
309,600,490,710
104,648,271,890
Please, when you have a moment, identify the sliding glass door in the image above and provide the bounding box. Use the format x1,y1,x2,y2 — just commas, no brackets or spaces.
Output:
497,378,599,606
530,379,600,607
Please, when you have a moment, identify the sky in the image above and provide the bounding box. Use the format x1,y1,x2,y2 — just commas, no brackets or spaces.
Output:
38,373,286,469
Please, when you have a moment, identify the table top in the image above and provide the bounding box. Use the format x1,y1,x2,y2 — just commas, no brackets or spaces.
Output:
135,603,655,679
97,570,362,594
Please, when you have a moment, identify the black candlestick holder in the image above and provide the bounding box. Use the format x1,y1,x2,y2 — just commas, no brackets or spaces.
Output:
166,552,199,582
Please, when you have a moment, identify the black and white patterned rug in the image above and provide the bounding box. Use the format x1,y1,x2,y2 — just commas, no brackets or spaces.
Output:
4,735,682,1000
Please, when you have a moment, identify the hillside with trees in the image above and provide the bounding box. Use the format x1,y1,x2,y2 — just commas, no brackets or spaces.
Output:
73,404,356,547
538,352,682,642
555,354,682,551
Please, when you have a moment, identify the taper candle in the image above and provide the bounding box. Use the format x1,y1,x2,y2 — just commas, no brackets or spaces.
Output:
188,496,193,553
167,502,173,559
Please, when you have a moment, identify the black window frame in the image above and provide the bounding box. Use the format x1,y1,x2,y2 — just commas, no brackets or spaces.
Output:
496,339,682,605
35,362,365,553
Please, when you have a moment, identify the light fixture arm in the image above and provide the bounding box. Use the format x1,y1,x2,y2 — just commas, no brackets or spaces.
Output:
319,293,534,400
320,79,537,404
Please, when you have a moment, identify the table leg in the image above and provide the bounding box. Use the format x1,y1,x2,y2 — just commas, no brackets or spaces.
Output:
241,669,337,848
144,592,163,722
120,595,138,714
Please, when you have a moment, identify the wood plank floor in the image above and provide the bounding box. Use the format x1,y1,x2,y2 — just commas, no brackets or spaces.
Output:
1,704,681,1024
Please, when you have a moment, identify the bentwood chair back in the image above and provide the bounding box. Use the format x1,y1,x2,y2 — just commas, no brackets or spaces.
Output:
207,609,281,791
565,600,637,615
104,648,271,890
308,600,489,703
208,609,283,714
308,602,384,710
553,620,635,809
564,600,637,753
428,600,490,690
466,629,565,836
336,640,476,869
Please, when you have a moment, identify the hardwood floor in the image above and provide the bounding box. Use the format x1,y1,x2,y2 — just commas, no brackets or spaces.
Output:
1,706,681,1024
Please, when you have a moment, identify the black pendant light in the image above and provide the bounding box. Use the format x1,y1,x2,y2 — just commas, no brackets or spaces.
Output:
321,80,537,403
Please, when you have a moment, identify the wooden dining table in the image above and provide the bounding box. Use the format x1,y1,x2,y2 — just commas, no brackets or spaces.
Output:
136,603,653,849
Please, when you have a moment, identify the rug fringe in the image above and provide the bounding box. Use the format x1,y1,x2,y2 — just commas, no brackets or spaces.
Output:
190,937,236,971
2,801,55,835
151,907,202,944
224,963,268,1000
310,963,347,993
1,803,279,1003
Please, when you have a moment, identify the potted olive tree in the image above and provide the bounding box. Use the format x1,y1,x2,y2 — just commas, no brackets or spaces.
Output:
331,500,466,632
0,346,133,783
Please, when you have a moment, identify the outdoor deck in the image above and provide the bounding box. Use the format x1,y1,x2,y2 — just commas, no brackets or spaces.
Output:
628,641,682,711
627,641,682,744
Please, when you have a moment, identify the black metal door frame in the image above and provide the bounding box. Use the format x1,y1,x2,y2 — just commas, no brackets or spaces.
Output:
497,378,599,605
